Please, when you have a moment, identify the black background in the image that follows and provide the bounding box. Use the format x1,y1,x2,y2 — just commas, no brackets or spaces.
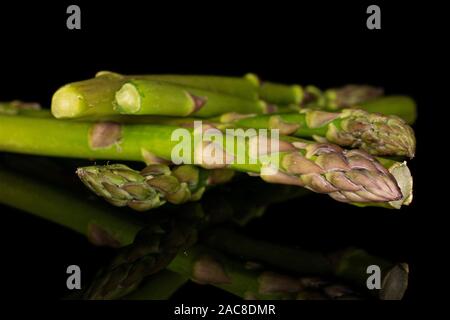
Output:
0,0,443,315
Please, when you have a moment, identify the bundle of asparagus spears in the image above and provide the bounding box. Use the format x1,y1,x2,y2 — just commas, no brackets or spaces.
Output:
0,72,416,300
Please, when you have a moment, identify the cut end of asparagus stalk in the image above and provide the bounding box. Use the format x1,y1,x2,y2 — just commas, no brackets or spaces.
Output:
387,161,413,209
52,85,88,118
114,83,142,114
380,263,409,300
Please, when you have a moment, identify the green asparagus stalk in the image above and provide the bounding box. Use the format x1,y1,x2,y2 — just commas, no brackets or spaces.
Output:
358,96,417,125
217,108,416,158
260,83,383,109
65,107,415,158
51,73,267,119
2,98,417,158
204,227,409,300
299,89,416,124
96,72,384,114
0,114,407,205
259,84,416,124
52,72,415,123
96,71,260,100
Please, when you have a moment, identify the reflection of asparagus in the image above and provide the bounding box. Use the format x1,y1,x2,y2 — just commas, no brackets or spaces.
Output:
85,181,307,299
0,166,142,247
84,206,202,299
204,227,409,300
121,270,188,300
0,167,405,300
168,244,364,300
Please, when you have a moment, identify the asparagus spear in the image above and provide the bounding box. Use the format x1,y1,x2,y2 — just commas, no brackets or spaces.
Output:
51,72,415,122
0,114,406,205
63,106,415,158
95,71,261,100
204,227,408,300
302,85,418,125
217,108,416,158
100,73,415,123
51,73,267,119
95,72,383,113
77,163,233,211
2,98,417,158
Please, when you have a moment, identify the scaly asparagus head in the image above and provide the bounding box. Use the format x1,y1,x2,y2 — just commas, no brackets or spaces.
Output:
222,107,416,158
261,141,403,204
319,109,416,158
76,164,233,211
